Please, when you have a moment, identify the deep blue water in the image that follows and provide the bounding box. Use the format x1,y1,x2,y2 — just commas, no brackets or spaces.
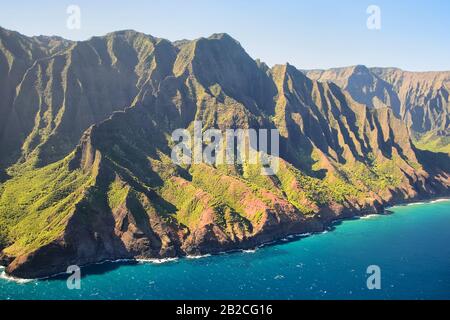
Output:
1,199,450,300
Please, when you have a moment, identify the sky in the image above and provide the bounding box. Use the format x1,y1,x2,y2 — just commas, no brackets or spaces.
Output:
1,0,449,71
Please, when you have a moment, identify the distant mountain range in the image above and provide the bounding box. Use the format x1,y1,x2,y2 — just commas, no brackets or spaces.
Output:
305,66,450,153
0,26,449,278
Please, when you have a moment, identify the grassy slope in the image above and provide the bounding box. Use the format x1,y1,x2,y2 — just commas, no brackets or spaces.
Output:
0,132,428,259
0,155,94,256
414,132,450,154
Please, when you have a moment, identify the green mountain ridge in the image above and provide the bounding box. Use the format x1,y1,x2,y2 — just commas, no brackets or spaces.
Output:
0,28,449,278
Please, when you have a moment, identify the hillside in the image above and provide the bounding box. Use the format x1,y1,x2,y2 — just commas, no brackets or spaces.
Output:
306,66,450,154
0,28,449,278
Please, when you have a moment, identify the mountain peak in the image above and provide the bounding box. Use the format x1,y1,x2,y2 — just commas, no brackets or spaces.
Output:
205,33,242,47
208,32,236,41
352,64,370,74
102,29,157,42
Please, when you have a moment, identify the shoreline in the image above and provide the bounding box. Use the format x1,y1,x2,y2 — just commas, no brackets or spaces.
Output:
0,266,34,284
382,196,450,214
388,197,450,208
1,196,450,283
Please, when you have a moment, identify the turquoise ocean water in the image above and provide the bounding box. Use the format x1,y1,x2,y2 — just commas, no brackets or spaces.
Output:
1,199,449,300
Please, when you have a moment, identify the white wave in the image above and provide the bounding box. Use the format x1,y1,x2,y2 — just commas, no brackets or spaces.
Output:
360,214,380,220
430,198,450,204
242,249,257,254
137,258,179,264
258,240,277,248
406,202,426,206
96,258,134,265
186,254,211,260
0,267,34,284
298,232,312,237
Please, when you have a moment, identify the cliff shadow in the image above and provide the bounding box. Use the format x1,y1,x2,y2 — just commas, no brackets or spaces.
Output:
46,260,139,281
0,168,9,183
415,147,450,173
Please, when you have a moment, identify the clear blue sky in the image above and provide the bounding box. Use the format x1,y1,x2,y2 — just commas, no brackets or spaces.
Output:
1,0,449,71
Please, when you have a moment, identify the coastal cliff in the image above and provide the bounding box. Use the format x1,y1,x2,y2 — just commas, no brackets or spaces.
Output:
0,28,449,279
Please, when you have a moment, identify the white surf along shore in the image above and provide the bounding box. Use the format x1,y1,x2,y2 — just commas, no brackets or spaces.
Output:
1,198,449,283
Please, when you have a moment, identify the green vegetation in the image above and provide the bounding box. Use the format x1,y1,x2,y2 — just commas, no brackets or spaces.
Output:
214,204,252,233
107,178,130,210
160,176,211,228
342,159,403,193
1,26,448,276
189,164,264,219
277,161,359,212
414,132,450,154
158,165,255,232
0,156,93,256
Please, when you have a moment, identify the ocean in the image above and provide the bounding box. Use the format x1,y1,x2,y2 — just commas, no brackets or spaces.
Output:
1,199,449,300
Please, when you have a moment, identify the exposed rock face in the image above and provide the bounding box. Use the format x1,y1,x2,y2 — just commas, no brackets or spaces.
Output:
0,27,70,167
0,28,449,279
372,68,450,134
306,65,402,116
0,29,177,168
306,66,450,137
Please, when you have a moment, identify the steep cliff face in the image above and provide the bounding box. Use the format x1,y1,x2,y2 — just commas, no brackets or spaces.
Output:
306,66,401,116
0,27,71,167
306,66,450,151
0,28,449,278
371,68,450,134
0,30,178,168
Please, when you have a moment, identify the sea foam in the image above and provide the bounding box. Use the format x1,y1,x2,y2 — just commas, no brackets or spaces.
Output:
186,254,212,260
360,214,380,220
430,198,450,204
0,267,34,284
137,258,179,264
